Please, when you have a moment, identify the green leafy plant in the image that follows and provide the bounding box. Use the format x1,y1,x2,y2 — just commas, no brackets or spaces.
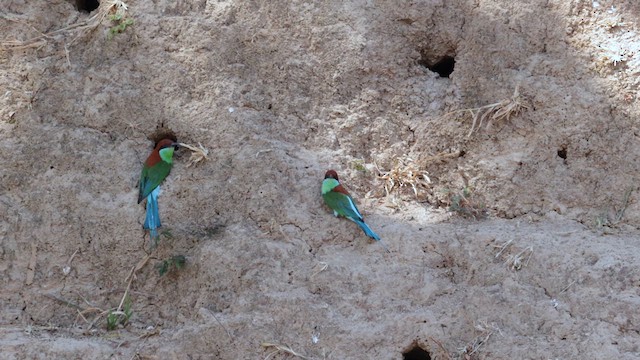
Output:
107,13,134,39
157,255,187,276
106,295,132,330
447,186,487,219
594,187,633,230
351,159,367,172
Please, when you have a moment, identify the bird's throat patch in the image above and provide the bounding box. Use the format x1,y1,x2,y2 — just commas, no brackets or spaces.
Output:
159,147,175,163
321,178,339,194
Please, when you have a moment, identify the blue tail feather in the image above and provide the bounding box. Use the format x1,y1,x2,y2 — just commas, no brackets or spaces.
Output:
355,220,380,240
355,219,390,253
144,186,162,246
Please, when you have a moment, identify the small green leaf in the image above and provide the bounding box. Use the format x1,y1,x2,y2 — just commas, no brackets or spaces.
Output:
161,229,174,240
157,261,170,276
106,313,117,330
172,255,186,269
156,255,187,276
351,160,367,172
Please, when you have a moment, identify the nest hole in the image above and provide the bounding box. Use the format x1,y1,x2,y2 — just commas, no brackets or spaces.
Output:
76,0,100,12
557,146,567,160
419,52,456,78
402,343,432,360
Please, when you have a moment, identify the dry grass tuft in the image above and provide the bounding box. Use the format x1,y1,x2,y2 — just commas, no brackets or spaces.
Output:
261,342,311,360
376,157,431,198
440,86,529,137
457,321,499,359
106,0,129,17
178,142,209,167
310,261,328,278
493,239,533,271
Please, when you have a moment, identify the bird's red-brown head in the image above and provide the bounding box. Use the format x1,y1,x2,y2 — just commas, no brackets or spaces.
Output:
144,138,179,168
155,138,178,151
324,170,339,180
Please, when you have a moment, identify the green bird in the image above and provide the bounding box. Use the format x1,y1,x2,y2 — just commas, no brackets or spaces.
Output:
322,169,389,252
138,138,178,244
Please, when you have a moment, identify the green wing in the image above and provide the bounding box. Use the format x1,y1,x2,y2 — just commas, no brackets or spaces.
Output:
138,161,172,202
322,191,363,222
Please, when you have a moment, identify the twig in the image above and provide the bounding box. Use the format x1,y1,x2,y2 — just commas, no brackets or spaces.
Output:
63,248,80,276
118,268,135,313
66,248,80,265
199,307,233,342
493,239,513,259
255,149,273,158
559,279,577,294
119,255,151,312
76,309,90,324
211,311,233,342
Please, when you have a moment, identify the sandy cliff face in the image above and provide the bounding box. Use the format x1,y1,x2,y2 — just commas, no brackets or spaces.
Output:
2,0,640,358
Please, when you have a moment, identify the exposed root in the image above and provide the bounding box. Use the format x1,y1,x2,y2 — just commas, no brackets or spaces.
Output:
376,157,431,198
440,86,529,137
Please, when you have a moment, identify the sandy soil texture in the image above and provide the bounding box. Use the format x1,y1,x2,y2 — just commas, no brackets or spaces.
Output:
2,0,640,359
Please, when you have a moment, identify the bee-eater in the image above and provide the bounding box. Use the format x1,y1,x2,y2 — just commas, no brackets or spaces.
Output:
321,170,389,252
138,138,178,245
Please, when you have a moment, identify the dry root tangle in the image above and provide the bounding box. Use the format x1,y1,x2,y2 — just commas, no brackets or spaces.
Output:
376,157,431,198
440,86,529,137
1,0,130,50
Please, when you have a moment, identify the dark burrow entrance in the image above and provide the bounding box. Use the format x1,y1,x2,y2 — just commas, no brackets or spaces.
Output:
402,343,432,360
76,0,100,12
419,54,456,78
